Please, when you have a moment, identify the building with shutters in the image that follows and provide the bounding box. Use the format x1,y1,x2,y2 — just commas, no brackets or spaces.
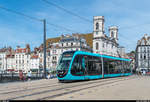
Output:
135,34,150,72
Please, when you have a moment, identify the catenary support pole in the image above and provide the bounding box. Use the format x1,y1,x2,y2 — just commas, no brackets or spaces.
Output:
43,19,47,79
101,57,104,78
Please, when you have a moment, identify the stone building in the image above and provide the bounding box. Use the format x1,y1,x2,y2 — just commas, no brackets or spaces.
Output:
0,48,8,72
15,44,31,73
45,34,92,70
135,34,150,72
0,47,13,72
93,16,121,57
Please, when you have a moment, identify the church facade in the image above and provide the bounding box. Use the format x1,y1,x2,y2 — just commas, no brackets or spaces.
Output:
93,16,123,57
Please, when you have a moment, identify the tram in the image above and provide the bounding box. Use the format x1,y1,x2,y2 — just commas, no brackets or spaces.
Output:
56,51,132,82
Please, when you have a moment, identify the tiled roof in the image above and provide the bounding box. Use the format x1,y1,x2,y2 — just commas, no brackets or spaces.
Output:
79,33,93,48
16,48,27,53
46,37,61,45
46,33,93,48
31,55,38,59
0,48,9,53
6,54,14,58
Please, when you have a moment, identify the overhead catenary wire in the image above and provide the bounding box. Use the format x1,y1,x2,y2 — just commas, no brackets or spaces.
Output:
46,22,77,33
0,5,43,22
0,5,77,33
119,23,150,30
0,4,148,49
41,0,92,23
0,5,141,47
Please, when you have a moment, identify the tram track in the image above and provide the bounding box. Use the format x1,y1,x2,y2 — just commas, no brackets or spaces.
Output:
0,79,65,95
39,79,129,100
0,76,122,95
6,76,136,100
0,80,55,91
0,79,61,94
39,76,137,100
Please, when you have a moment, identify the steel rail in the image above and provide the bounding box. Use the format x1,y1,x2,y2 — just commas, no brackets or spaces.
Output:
7,76,136,100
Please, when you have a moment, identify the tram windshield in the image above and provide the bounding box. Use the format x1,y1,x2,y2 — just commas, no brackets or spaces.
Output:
57,51,74,71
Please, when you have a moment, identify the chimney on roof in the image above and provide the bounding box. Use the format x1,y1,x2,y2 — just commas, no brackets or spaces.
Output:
26,44,30,48
17,45,20,49
26,44,30,53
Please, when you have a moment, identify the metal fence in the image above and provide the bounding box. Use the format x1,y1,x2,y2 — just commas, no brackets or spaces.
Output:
0,73,57,83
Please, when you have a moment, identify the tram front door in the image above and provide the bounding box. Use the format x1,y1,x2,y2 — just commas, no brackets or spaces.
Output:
82,56,89,80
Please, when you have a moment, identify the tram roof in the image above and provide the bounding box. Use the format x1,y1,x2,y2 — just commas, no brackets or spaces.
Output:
73,51,131,61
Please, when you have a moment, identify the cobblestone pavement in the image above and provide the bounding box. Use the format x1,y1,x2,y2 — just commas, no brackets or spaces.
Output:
0,75,149,100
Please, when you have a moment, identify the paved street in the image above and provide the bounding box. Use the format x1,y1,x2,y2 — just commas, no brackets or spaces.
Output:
0,75,150,100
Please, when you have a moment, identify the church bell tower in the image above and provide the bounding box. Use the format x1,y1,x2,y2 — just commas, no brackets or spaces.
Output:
93,16,105,38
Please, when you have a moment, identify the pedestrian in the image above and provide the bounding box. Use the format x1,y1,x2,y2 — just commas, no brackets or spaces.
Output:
47,73,50,79
143,70,146,76
24,73,27,81
19,70,24,81
27,71,32,81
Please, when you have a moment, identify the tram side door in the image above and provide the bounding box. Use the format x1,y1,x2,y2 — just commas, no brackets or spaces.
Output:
82,56,89,80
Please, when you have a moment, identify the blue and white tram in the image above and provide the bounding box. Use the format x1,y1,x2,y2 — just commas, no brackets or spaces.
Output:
56,51,132,82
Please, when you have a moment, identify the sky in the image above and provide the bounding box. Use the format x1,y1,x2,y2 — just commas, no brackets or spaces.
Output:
0,0,150,52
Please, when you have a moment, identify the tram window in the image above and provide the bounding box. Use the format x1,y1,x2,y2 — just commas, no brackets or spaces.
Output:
103,58,109,74
94,57,102,75
125,61,131,73
104,59,123,74
124,61,127,73
114,60,122,73
71,55,84,76
109,60,115,74
86,56,102,75
121,61,124,73
124,61,129,73
103,58,131,74
118,61,123,73
116,60,124,74
103,58,115,74
121,61,130,73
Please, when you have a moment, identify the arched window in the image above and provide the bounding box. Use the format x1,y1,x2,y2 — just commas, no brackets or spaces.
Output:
96,23,99,30
111,31,114,38
96,43,99,50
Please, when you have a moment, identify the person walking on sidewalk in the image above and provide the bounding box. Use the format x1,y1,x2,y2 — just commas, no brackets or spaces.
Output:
19,70,24,81
27,70,32,81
